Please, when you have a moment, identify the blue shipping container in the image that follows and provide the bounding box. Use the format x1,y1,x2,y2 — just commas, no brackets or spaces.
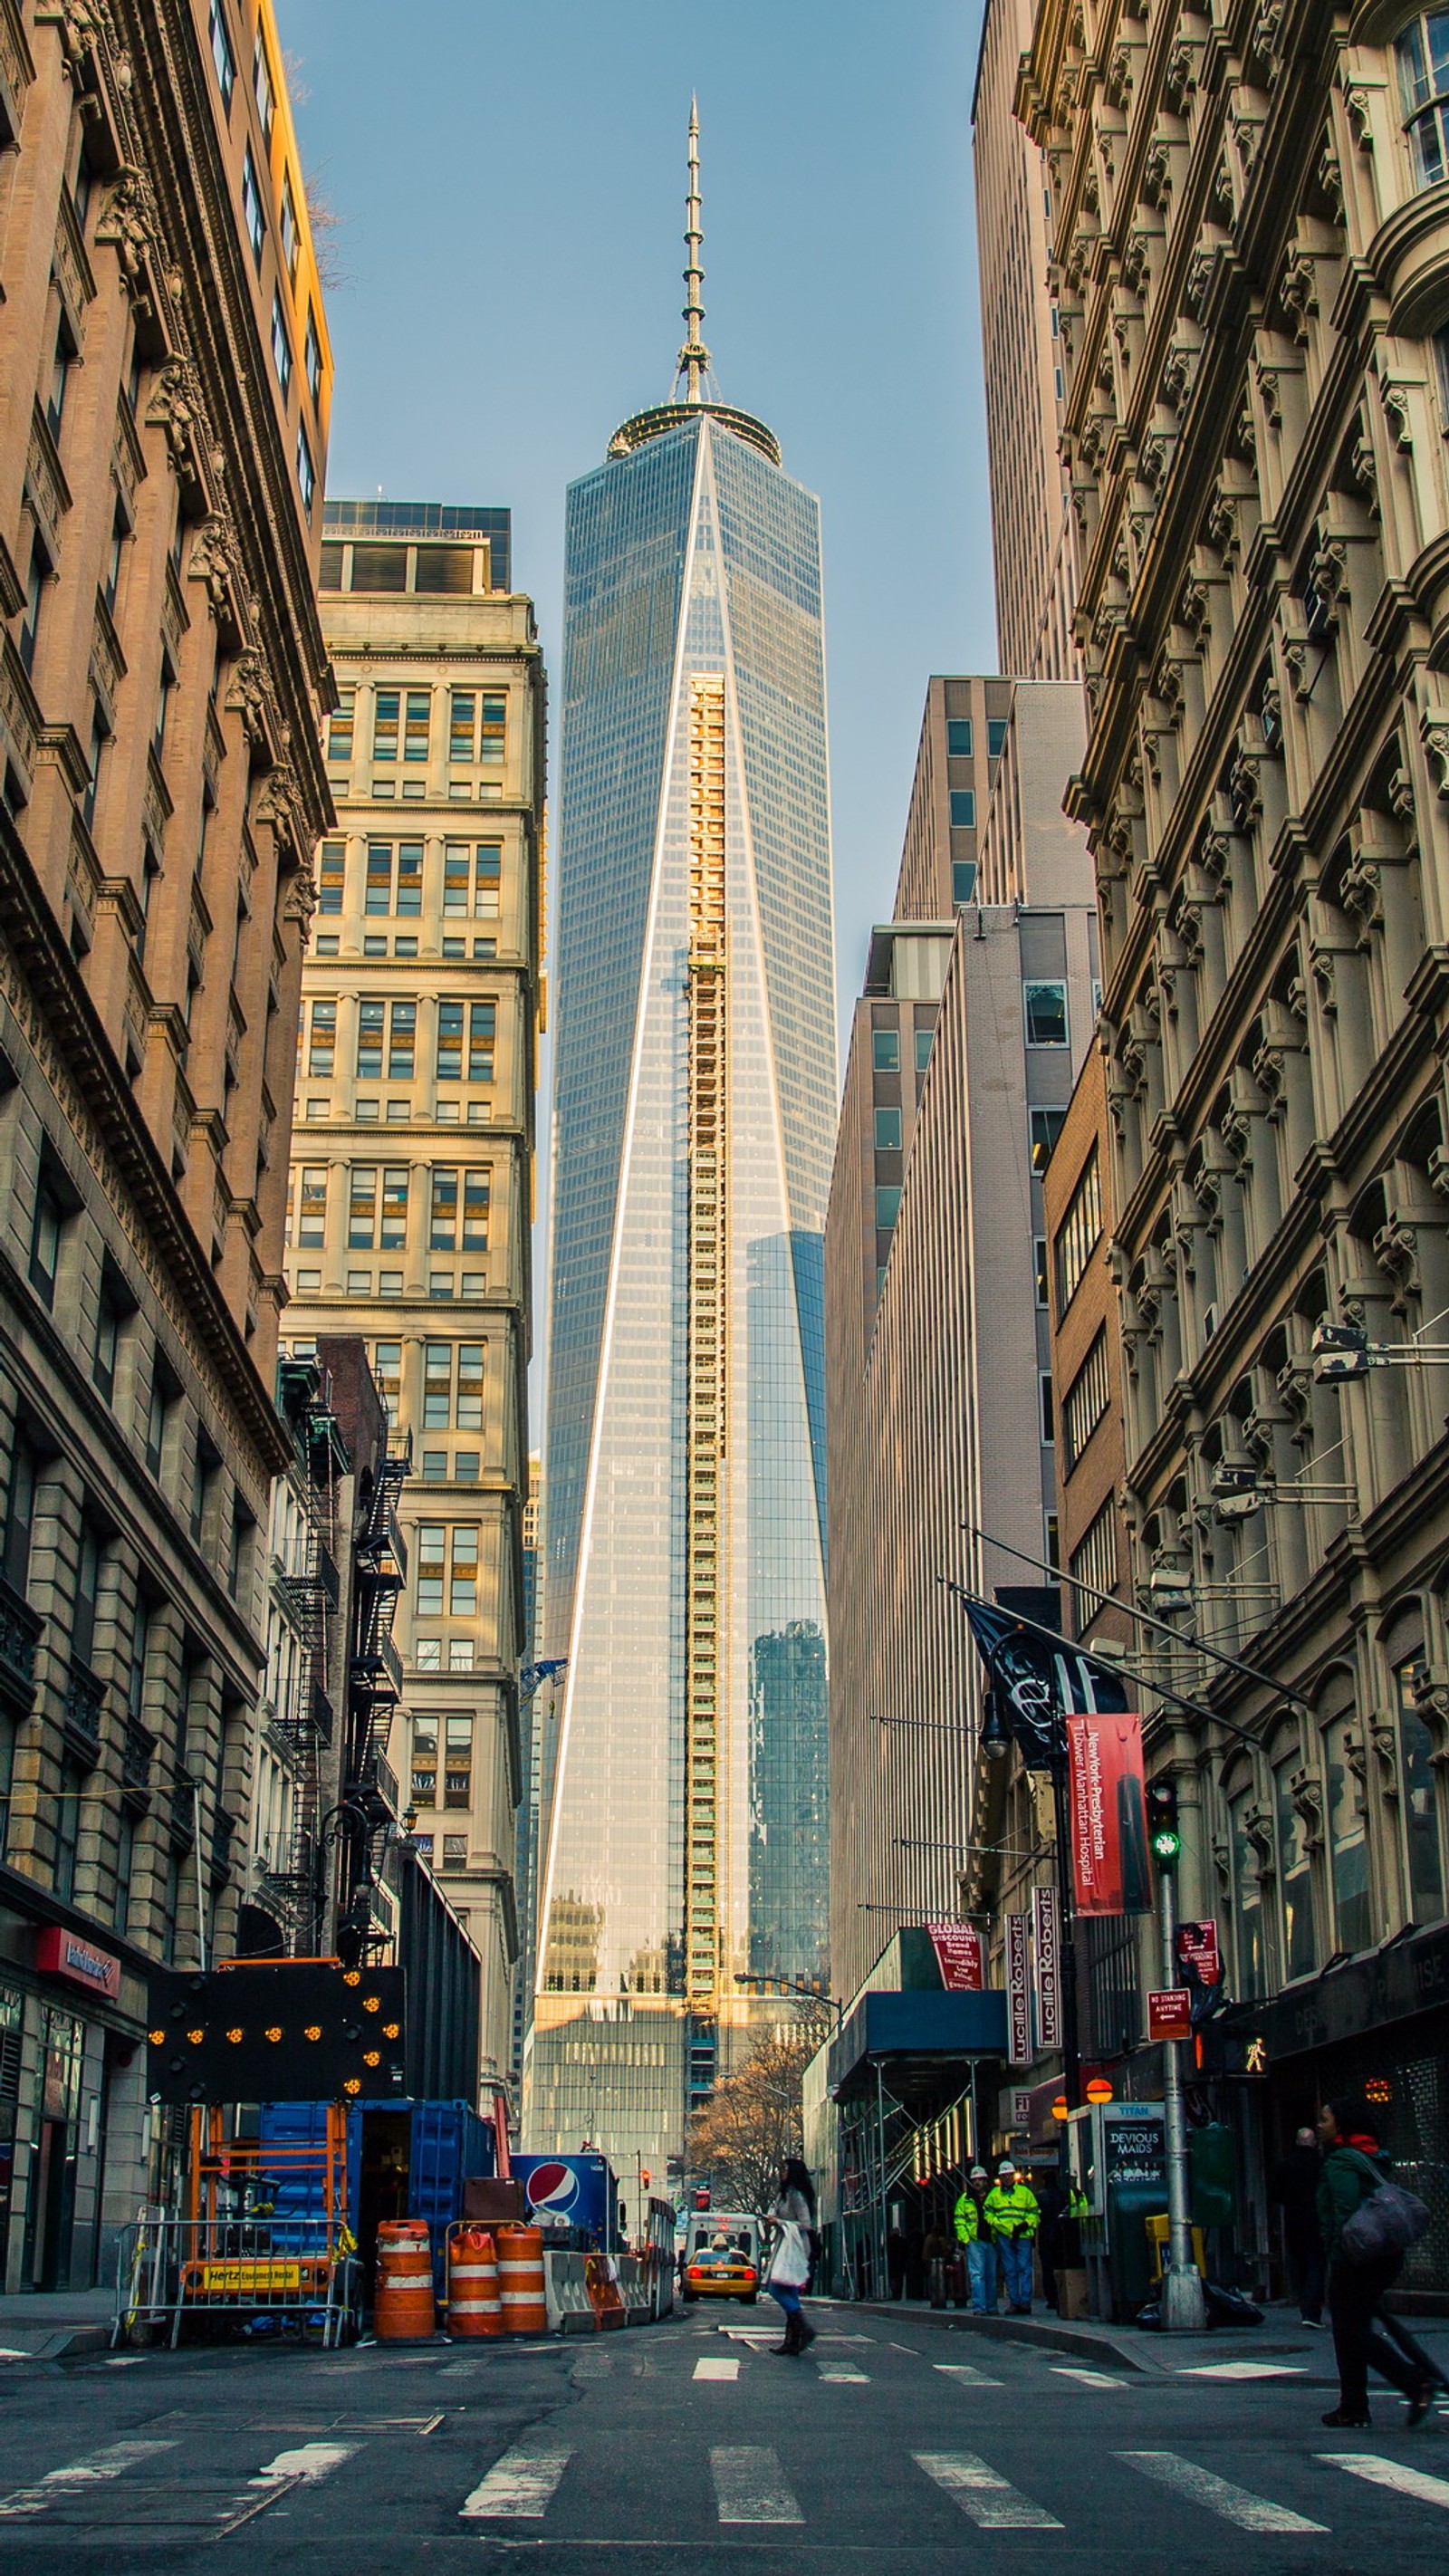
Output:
258,2100,494,2288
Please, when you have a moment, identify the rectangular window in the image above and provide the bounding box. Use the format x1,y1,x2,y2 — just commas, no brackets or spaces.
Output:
479,694,505,761
946,717,974,756
1040,1372,1055,1445
1024,980,1070,1046
1070,1502,1118,1609
304,309,322,405
357,998,385,1081
3,1437,37,1594
456,1342,485,1431
296,427,315,516
364,842,393,913
348,1166,377,1248
475,845,502,917
30,1177,64,1305
1053,1143,1103,1315
949,790,976,829
988,717,1008,756
422,1341,452,1428
396,841,423,914
447,1641,474,1677
468,1003,495,1082
1030,1108,1066,1174
253,33,274,139
270,291,292,400
327,691,354,764
871,1028,899,1072
307,998,336,1077
381,1168,408,1249
372,689,399,762
449,692,475,762
241,143,264,263
371,1341,401,1417
462,1170,490,1248
317,840,345,913
1061,1329,1111,1472
875,1185,901,1228
430,1168,458,1249
952,860,978,905
450,1524,478,1617
209,0,235,110
404,691,431,762
280,169,300,280
437,1000,463,1082
417,1523,446,1619
874,1107,902,1150
1034,1236,1049,1307
442,843,470,915
379,1002,412,1081
94,1270,127,1403
298,1165,328,1246
915,1026,934,1073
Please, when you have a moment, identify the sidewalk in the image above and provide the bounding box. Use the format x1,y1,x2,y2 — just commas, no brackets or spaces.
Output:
818,2295,1449,2382
0,2288,113,2364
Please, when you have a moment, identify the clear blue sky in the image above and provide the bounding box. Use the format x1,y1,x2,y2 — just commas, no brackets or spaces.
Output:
277,0,997,1044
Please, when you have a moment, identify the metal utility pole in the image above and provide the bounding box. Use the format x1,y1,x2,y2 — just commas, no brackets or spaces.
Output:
1153,1823,1204,2332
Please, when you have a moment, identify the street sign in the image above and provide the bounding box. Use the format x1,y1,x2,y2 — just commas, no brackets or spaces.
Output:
1032,1888,1061,2049
1005,1913,1032,2065
1176,1919,1221,1985
1147,1988,1192,2043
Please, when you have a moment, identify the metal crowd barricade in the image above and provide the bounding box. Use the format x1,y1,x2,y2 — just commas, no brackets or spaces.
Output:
112,2105,360,2350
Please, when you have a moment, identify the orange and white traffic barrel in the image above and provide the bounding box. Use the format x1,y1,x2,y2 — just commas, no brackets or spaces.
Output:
446,2225,503,2338
374,2219,436,2341
495,2224,548,2333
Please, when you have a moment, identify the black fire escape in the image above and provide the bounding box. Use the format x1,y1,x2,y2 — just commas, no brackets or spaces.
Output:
329,1431,410,1965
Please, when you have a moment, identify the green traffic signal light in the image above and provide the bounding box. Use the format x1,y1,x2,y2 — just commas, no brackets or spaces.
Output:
1147,1777,1180,1868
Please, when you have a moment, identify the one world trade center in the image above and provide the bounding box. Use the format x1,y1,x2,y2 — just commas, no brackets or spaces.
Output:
528,111,837,2176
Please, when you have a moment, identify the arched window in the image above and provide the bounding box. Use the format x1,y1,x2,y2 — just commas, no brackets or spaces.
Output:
1227,1773,1270,1998
1395,1655,1446,1923
1272,1736,1317,1979
1396,12,1449,185
1322,1674,1371,1952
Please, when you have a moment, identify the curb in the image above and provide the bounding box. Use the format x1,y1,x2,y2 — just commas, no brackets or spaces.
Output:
0,2323,111,2364
818,2300,1155,2372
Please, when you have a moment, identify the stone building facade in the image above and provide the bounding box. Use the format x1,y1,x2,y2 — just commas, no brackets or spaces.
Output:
1016,0,1449,2290
282,503,543,2092
0,1,332,2289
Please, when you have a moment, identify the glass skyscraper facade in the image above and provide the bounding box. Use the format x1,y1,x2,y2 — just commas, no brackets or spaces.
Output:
530,360,837,2177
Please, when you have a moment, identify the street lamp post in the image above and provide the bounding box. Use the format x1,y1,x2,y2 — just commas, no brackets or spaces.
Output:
1147,1779,1205,2333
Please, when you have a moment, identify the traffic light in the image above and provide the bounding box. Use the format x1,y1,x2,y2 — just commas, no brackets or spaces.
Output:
1147,1776,1180,1870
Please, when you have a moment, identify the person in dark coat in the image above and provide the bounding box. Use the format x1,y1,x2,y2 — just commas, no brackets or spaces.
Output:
1317,2097,1433,2428
886,2225,909,2300
1271,2125,1325,2325
1033,2169,1065,2313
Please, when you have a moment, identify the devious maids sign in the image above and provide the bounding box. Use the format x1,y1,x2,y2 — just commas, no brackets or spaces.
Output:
1065,1712,1152,1916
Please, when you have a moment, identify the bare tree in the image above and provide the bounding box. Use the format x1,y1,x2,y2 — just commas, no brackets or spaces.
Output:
686,2017,830,2214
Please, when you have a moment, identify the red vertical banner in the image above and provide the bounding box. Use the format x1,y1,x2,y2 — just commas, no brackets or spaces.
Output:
1065,1712,1152,1915
1005,1913,1032,2065
1032,1886,1061,2050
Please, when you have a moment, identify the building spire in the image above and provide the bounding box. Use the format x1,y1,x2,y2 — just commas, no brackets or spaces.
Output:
677,96,711,402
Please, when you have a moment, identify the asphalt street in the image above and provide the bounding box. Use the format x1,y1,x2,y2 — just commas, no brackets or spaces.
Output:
3,2303,1449,2573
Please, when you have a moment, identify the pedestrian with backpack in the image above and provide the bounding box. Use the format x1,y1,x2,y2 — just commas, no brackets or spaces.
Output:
1317,2097,1434,2428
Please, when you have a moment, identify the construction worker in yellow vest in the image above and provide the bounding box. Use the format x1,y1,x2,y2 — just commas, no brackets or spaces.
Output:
984,2159,1041,2313
952,2165,998,2313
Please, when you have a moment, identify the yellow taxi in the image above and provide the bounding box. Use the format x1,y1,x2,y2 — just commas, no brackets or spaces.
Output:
681,2214,763,2303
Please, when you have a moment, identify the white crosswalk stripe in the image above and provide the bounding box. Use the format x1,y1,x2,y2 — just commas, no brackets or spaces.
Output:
1178,2363,1305,2379
817,2364,869,2382
0,2441,178,2519
252,2443,360,2485
933,2362,1003,2387
459,2441,573,2521
710,2446,804,2524
1051,2367,1128,2389
1319,2453,1449,2511
914,2450,1063,2529
1118,2450,1327,2533
694,2356,740,2380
